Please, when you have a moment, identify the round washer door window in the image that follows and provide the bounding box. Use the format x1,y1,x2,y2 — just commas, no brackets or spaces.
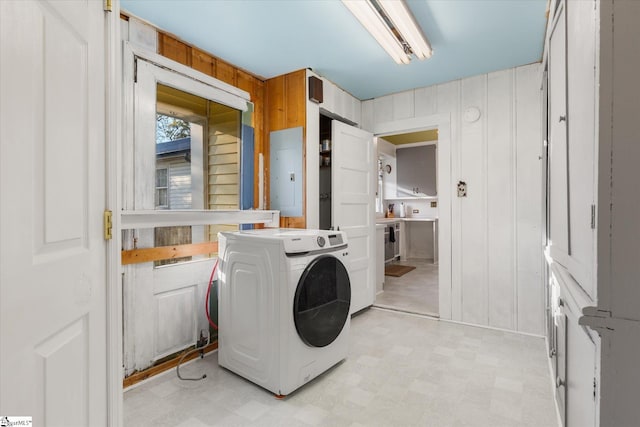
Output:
293,255,351,347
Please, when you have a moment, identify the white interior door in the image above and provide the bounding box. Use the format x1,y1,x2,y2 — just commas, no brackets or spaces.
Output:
0,0,107,424
331,121,375,314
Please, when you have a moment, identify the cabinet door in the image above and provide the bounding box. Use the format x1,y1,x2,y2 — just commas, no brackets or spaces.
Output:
548,6,570,267
396,145,437,196
566,312,597,427
555,307,567,426
565,0,597,299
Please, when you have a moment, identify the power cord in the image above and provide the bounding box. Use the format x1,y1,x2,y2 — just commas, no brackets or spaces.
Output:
176,330,209,381
177,257,219,381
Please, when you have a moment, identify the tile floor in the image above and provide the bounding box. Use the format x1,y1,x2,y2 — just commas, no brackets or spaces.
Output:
376,258,439,316
124,308,559,427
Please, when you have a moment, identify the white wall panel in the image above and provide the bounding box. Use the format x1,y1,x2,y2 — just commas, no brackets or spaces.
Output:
367,63,543,334
436,80,461,321
393,90,414,121
351,95,362,126
373,95,394,124
361,99,374,132
516,65,544,335
459,75,488,326
486,69,516,330
414,86,437,117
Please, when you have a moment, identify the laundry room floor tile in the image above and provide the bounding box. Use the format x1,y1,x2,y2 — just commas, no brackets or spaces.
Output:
375,258,439,315
124,308,559,427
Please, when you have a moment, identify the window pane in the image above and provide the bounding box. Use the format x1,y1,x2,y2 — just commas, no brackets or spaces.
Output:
152,83,241,264
156,168,168,187
154,226,192,266
156,188,168,207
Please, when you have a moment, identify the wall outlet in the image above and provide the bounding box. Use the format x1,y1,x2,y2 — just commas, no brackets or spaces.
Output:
430,201,438,208
412,209,419,214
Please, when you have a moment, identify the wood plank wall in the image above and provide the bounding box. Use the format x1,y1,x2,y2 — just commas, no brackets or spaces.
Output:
265,69,307,228
157,32,265,211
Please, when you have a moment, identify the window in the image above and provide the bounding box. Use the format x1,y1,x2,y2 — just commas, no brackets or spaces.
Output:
152,84,242,265
155,168,168,208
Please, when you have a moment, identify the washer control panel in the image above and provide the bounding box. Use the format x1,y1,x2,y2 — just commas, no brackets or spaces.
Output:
328,233,344,247
277,230,348,254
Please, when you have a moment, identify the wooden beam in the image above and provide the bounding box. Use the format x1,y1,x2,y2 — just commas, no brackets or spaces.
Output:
123,342,218,389
121,241,218,265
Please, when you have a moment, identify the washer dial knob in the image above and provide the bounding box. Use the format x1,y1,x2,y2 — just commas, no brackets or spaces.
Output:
317,236,326,247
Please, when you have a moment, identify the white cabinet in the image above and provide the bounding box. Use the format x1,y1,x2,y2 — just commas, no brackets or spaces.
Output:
548,4,570,265
564,0,597,298
545,1,640,425
548,0,597,302
549,267,597,427
547,3,599,425
396,145,437,197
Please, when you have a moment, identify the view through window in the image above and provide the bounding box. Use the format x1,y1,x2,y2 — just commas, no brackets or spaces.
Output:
154,84,241,266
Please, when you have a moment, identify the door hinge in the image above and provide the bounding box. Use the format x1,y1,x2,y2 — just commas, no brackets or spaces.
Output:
103,0,112,12
593,377,597,400
591,204,596,229
104,210,113,240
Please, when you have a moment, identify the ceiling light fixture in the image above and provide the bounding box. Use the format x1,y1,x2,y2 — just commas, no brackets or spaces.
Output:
342,0,410,64
378,0,432,60
342,0,432,64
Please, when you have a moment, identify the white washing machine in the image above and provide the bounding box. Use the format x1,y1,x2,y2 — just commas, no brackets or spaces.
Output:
217,228,351,397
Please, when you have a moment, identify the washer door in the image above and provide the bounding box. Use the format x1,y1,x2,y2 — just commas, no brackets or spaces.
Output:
293,255,351,347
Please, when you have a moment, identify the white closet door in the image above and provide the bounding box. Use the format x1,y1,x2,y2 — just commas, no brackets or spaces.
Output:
331,121,375,314
0,1,107,424
565,0,597,299
548,7,570,268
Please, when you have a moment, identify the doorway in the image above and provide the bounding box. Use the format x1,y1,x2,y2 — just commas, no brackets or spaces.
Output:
373,129,440,317
121,48,252,384
367,112,452,321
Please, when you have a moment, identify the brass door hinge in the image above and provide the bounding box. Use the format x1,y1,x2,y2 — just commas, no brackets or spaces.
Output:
104,0,112,12
104,210,113,240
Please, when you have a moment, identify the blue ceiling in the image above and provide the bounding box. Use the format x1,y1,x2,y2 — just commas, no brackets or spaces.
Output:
121,0,547,100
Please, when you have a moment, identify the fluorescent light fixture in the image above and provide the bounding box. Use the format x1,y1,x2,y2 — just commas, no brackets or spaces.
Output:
342,0,432,64
342,0,410,64
378,0,432,59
